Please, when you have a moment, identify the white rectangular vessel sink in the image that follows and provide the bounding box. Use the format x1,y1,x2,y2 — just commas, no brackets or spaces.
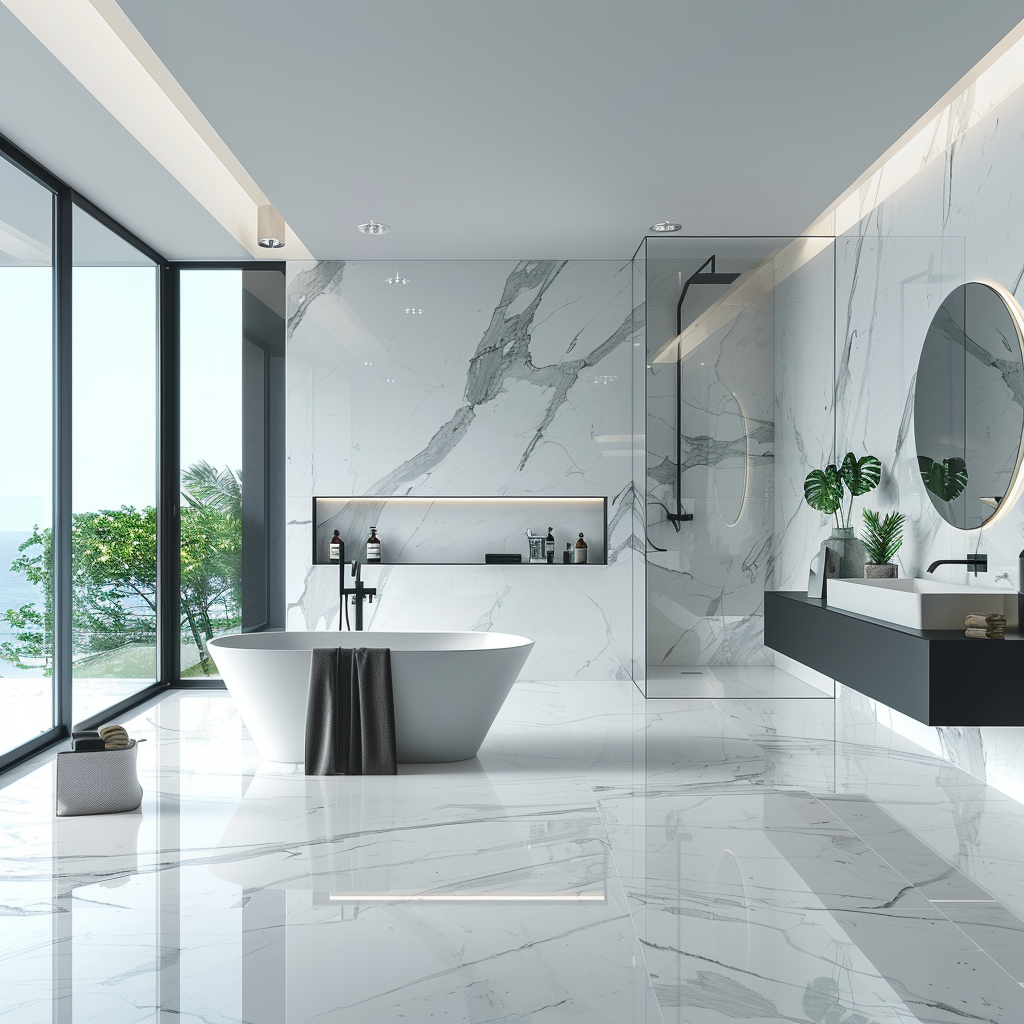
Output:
826,577,1013,631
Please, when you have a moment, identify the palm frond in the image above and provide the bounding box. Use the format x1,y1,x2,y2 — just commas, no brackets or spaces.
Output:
861,508,904,564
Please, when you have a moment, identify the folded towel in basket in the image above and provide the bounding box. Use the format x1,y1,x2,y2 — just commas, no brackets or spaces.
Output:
305,648,397,775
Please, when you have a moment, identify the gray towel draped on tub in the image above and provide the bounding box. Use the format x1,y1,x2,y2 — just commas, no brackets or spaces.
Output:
305,648,398,775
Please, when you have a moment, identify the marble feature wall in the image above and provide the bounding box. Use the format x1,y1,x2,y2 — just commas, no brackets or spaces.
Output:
773,244,835,592
772,78,1024,797
287,259,639,680
645,246,777,666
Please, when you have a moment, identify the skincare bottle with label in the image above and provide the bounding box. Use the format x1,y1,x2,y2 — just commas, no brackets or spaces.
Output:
329,530,343,563
546,528,555,563
574,533,588,564
366,527,382,563
563,543,572,564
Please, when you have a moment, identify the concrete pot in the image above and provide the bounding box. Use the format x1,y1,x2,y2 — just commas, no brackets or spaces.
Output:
864,562,898,579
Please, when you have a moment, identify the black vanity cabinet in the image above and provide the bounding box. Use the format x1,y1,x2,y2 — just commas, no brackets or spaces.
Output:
764,591,1024,726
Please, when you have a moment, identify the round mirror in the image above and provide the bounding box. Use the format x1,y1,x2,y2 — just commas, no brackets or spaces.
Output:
915,281,1024,529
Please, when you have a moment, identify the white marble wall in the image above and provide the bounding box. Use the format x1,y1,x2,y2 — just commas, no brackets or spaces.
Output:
772,79,1024,798
286,259,639,680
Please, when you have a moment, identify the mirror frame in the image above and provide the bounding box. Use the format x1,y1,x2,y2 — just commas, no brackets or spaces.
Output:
915,278,1024,530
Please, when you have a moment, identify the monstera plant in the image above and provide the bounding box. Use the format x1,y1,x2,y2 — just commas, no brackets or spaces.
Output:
917,455,968,503
804,452,882,531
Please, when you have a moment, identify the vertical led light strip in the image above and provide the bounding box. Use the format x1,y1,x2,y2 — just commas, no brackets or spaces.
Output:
0,0,311,259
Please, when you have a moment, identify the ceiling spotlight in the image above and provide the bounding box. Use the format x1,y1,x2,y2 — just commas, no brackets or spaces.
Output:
405,308,423,315
257,205,286,248
594,375,618,385
358,220,389,235
650,221,682,233
387,272,409,284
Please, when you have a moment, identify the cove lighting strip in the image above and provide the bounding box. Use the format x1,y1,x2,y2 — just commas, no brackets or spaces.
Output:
652,17,1024,365
1,0,311,259
330,893,605,903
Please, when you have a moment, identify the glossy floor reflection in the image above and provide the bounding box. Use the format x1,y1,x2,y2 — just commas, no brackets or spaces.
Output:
3,677,1024,1022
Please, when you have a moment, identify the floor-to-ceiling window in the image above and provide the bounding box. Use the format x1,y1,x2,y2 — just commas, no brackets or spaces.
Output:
179,269,243,675
178,266,285,677
71,206,158,723
0,154,54,757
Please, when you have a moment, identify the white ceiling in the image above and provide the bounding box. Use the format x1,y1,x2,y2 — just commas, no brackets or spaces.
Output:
3,1,1024,261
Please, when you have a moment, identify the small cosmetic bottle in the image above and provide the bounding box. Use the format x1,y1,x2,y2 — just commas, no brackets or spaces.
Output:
574,533,588,564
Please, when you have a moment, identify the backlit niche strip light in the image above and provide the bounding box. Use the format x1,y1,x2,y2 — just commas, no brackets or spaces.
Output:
1,0,311,259
330,893,605,902
652,17,1024,365
318,496,605,503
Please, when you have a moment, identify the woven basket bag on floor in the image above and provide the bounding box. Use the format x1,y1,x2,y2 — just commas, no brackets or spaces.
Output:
55,740,143,817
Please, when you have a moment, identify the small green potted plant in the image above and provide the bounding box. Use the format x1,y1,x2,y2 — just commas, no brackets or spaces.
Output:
861,509,904,578
803,452,881,578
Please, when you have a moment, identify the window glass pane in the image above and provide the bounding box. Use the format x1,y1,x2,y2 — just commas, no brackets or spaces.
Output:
72,206,157,723
180,270,242,676
0,157,53,756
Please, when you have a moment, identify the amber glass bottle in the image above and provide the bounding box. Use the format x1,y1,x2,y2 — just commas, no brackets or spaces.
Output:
366,527,382,563
573,532,588,564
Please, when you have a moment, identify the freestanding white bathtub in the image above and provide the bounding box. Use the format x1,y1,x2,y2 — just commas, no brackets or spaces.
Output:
207,631,534,764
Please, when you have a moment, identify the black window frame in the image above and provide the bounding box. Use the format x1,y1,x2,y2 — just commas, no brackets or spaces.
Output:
0,132,284,775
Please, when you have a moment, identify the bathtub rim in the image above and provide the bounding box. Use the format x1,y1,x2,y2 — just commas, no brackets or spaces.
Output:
206,629,535,654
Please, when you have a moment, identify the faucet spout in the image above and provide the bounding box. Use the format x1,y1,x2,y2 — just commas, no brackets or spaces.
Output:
926,553,988,576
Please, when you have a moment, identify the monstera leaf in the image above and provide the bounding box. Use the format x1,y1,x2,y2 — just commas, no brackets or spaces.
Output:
918,455,968,502
839,452,881,496
803,465,843,515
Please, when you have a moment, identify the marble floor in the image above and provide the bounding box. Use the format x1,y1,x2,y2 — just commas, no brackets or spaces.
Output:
3,676,1024,1023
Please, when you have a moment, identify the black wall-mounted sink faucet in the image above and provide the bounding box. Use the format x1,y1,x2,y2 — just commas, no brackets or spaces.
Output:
926,553,988,576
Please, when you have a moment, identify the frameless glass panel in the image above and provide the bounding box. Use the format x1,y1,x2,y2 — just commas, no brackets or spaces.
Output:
72,206,157,723
0,156,54,756
180,270,242,676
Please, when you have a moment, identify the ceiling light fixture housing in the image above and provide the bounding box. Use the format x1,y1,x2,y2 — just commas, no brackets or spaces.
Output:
406,308,423,315
651,221,682,233
387,272,409,284
358,220,389,235
257,205,285,248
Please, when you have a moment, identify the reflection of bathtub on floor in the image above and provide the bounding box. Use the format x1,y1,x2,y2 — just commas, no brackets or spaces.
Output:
207,630,534,763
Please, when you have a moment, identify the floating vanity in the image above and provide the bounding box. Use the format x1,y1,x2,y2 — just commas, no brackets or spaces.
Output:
765,590,1024,726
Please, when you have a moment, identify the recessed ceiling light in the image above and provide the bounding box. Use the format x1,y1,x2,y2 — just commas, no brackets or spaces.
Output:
386,272,409,284
257,205,285,248
405,308,423,314
358,220,389,235
651,221,682,232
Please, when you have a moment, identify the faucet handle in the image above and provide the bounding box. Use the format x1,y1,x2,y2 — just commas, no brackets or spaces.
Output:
968,553,988,573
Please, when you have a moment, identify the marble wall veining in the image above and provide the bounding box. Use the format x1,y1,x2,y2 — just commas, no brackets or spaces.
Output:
286,259,640,680
771,77,1024,797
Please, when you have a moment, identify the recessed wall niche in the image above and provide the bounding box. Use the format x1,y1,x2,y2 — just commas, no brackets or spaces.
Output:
312,496,608,565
